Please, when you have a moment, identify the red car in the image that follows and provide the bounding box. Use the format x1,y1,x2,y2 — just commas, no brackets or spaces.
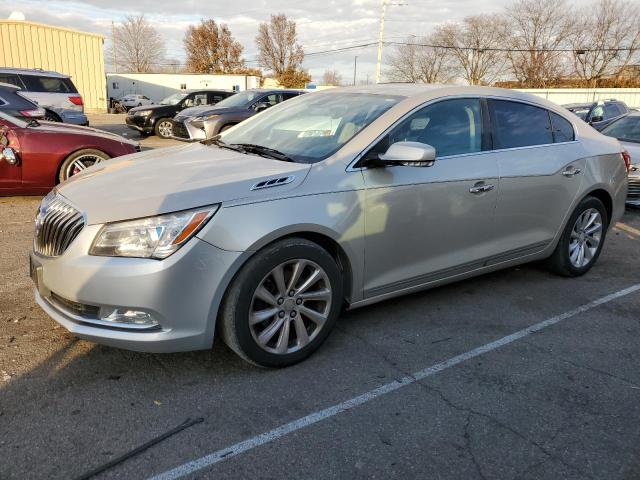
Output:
0,112,139,196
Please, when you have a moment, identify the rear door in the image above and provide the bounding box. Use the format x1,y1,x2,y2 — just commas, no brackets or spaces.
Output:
488,99,586,259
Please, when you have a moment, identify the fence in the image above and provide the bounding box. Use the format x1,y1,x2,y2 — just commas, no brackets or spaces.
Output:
518,88,640,108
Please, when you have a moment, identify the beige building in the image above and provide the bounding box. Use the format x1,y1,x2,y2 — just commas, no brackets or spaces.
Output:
0,20,107,112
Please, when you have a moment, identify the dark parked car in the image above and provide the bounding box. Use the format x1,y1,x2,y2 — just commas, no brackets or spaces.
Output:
0,83,45,121
125,90,234,139
171,89,305,142
564,99,629,131
601,112,640,207
0,111,138,195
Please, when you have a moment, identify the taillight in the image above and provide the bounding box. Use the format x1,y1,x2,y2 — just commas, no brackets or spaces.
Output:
69,95,83,106
20,109,43,118
622,150,631,173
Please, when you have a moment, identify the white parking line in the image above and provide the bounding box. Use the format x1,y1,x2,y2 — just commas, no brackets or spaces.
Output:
148,283,640,480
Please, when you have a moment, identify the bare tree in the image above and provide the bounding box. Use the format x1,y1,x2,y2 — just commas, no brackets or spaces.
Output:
503,0,573,87
437,15,507,85
568,0,640,87
387,33,455,84
322,69,342,86
112,15,165,73
184,20,246,74
255,14,310,87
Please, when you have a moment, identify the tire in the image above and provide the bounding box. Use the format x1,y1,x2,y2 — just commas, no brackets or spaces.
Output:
154,118,173,139
219,238,343,368
546,196,608,277
58,149,110,183
44,111,61,122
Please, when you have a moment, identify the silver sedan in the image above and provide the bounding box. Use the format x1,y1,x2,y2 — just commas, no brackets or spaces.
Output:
30,84,628,367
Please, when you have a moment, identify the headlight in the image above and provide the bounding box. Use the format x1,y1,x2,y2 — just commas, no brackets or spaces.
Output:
90,205,219,259
135,110,152,116
193,114,218,122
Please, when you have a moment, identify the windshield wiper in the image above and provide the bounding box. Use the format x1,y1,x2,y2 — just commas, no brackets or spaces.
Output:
230,143,295,162
202,136,246,153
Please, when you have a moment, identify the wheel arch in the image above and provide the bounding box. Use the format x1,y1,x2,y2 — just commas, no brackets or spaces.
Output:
55,147,111,184
583,188,613,224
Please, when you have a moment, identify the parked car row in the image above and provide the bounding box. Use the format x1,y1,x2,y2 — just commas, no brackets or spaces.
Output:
563,99,630,131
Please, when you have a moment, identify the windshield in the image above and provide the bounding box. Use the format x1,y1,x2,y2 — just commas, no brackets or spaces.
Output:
570,108,590,120
214,91,263,108
219,92,403,163
160,93,188,105
602,115,640,143
0,111,26,128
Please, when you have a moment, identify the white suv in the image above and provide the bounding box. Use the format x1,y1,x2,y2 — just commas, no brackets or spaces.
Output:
120,94,154,109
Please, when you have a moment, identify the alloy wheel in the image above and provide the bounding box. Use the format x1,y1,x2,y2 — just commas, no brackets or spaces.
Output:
64,154,104,179
569,208,602,268
249,259,332,355
158,121,173,138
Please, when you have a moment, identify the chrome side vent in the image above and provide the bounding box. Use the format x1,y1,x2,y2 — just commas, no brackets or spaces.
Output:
34,195,85,257
251,175,295,191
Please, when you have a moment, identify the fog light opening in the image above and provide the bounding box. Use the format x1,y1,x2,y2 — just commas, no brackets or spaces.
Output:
100,308,159,328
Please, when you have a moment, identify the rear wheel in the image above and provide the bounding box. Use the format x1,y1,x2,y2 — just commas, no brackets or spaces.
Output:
546,196,608,277
44,111,61,122
154,118,173,138
58,149,110,182
219,238,343,367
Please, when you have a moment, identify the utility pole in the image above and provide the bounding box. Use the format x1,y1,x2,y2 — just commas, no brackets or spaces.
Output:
111,20,117,74
353,56,358,85
375,0,407,83
375,0,388,84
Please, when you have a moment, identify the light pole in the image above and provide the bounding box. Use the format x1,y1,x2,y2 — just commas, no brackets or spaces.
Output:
353,56,358,85
375,0,407,84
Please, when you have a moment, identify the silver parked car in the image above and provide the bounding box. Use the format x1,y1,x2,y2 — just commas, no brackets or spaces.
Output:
600,111,640,206
30,85,628,367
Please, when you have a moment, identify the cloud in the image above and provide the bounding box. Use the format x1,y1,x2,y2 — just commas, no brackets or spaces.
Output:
1,0,511,82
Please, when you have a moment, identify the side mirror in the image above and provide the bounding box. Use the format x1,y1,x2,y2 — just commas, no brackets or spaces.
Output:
254,102,269,112
374,141,436,167
590,115,604,124
0,147,19,166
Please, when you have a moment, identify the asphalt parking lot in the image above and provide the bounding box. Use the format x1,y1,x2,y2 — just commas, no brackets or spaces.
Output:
87,113,182,150
1,143,640,478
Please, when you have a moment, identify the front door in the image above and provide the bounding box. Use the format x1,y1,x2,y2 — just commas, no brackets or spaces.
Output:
0,126,21,190
361,98,500,298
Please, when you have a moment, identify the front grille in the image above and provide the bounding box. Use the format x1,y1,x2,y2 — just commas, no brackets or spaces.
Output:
171,120,190,139
629,178,640,199
34,195,85,257
50,292,100,318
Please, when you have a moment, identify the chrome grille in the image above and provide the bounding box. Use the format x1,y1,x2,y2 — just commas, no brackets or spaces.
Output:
34,195,85,257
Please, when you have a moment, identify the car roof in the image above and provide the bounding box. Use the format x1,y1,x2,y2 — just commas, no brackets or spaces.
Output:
0,67,70,78
185,89,234,93
563,102,593,109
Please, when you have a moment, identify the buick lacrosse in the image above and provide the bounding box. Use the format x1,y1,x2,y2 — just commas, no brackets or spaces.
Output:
31,85,629,367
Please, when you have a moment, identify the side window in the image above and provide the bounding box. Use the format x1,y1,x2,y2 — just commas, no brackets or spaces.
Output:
0,74,24,88
192,93,207,106
182,94,195,107
604,103,620,119
20,75,74,93
490,100,553,149
550,112,575,143
283,92,299,100
371,98,483,159
261,93,283,107
0,97,6,106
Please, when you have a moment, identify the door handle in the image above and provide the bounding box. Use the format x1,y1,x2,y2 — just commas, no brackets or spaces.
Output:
562,167,582,177
469,183,495,194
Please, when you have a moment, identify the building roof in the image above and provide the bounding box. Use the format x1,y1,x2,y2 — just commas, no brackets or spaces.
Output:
0,20,104,40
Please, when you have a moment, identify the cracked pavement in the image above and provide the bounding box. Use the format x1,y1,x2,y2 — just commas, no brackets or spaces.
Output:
1,195,639,480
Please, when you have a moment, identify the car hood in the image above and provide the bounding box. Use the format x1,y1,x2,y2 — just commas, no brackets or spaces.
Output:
176,106,246,120
57,143,311,225
128,104,175,115
34,121,137,145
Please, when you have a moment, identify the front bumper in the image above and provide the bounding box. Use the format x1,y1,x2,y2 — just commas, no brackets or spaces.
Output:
125,115,152,133
171,118,206,142
31,224,244,353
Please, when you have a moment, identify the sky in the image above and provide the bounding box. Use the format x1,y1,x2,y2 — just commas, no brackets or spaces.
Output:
0,0,511,83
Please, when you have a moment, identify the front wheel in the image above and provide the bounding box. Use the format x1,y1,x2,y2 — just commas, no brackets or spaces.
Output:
154,118,173,139
546,196,608,277
219,238,343,367
58,149,110,182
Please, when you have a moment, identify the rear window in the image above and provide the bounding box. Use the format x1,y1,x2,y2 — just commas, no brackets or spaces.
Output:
550,112,575,143
19,75,78,94
490,100,553,149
